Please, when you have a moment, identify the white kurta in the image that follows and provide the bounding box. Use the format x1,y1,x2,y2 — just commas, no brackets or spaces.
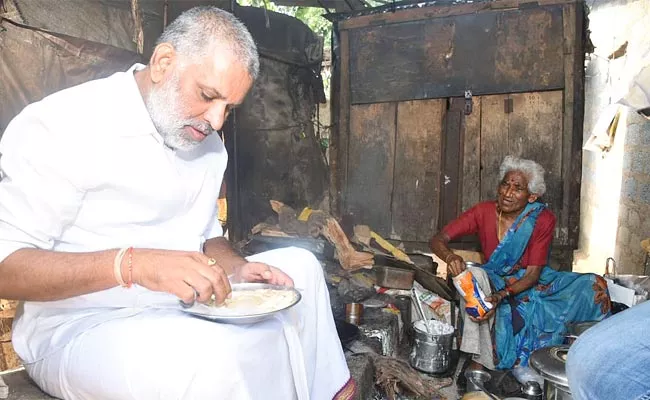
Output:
0,64,350,399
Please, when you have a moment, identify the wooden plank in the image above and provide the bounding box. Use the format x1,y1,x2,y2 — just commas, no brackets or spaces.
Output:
493,7,565,91
338,0,577,31
346,102,397,235
563,3,583,249
439,98,465,230
392,99,445,242
461,96,482,213
348,17,456,104
348,7,565,104
480,94,510,202
509,91,564,217
335,29,351,217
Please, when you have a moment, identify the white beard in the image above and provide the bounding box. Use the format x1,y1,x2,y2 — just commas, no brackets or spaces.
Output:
144,70,212,151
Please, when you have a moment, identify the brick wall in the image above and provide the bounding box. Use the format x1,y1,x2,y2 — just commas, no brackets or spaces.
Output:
616,113,650,274
575,0,650,274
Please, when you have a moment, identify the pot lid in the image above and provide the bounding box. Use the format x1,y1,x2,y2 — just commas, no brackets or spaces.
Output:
529,345,570,388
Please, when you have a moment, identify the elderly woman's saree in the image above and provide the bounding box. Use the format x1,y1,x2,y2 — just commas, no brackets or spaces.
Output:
482,202,611,369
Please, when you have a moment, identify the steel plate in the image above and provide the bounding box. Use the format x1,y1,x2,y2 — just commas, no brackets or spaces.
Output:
181,283,302,325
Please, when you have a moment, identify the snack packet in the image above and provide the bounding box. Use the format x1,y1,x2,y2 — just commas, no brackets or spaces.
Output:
452,270,493,318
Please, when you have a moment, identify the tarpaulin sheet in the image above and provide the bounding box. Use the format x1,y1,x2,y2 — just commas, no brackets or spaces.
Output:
0,18,143,133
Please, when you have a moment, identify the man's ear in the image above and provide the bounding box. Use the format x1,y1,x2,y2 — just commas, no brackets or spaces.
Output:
149,43,176,84
528,194,539,203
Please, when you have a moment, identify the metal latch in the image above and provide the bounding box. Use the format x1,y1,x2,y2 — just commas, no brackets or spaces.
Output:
504,98,514,114
464,90,473,115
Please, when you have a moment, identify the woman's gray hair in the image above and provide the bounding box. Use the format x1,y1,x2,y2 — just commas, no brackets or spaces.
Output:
499,155,547,197
156,6,259,80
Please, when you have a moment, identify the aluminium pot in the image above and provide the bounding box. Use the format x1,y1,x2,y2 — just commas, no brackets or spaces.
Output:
529,346,573,400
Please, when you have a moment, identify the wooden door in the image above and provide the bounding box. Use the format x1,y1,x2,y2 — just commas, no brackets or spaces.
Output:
345,99,445,242
458,90,565,234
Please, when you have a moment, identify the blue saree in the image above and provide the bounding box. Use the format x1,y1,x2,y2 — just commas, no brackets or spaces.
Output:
481,202,611,369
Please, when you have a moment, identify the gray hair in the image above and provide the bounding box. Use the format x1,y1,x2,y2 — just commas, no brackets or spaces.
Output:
156,6,259,80
499,155,547,197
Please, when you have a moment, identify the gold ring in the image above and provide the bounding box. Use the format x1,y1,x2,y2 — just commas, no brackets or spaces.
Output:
207,258,217,266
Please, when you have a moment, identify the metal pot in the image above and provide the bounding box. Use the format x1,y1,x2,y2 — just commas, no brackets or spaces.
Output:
563,321,599,345
529,346,573,400
408,320,454,374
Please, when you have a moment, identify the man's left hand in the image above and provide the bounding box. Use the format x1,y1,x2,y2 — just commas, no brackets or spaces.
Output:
231,262,294,287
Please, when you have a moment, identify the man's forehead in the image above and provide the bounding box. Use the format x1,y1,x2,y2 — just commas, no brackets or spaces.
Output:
181,55,251,102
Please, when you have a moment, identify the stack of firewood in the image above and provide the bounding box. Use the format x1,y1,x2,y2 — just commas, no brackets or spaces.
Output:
0,299,20,371
252,201,374,271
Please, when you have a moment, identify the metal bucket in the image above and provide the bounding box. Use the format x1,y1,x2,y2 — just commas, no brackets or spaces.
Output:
409,320,454,374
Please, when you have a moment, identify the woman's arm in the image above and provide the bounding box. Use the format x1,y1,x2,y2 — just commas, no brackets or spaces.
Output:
429,203,484,277
489,265,543,304
430,232,465,276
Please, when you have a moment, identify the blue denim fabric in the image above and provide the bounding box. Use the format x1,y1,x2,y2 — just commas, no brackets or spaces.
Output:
567,300,650,400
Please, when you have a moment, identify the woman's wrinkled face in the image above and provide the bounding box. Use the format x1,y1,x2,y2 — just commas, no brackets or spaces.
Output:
497,170,538,214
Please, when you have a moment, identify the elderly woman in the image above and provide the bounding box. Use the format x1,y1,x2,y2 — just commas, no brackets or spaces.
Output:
431,155,611,375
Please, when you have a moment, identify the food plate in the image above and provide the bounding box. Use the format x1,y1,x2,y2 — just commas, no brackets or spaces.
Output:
180,283,302,325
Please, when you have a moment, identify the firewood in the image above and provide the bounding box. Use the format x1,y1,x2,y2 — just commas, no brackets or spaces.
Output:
270,201,310,236
368,354,452,400
322,218,373,270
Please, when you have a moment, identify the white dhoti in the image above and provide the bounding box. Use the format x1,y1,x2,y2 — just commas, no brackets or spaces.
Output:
458,266,496,370
19,247,352,400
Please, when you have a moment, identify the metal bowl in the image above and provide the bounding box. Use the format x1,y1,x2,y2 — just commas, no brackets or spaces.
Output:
180,283,302,325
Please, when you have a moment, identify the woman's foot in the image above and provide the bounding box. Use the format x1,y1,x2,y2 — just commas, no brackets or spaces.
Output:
467,360,485,372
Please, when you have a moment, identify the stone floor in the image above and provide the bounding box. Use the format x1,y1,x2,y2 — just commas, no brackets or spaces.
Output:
1,369,52,400
1,356,463,400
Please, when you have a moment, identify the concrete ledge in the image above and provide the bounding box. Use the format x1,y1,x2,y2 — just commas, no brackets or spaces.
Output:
345,353,376,400
1,369,54,400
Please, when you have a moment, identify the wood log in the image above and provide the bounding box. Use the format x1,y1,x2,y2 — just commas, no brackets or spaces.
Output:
0,342,21,371
0,318,12,343
271,202,310,237
369,354,452,400
322,218,373,270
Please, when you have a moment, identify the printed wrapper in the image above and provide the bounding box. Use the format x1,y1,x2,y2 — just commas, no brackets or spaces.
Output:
452,270,493,318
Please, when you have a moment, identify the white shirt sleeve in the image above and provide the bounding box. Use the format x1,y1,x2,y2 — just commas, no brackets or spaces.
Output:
203,202,224,240
0,107,86,262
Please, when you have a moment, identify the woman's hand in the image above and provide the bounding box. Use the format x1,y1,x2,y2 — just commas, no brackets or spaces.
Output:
468,290,504,322
446,254,466,277
468,307,497,322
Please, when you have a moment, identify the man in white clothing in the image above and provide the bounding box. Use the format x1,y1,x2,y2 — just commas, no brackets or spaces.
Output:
0,6,354,400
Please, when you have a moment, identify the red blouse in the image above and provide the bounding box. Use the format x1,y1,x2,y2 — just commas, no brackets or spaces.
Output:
441,201,556,267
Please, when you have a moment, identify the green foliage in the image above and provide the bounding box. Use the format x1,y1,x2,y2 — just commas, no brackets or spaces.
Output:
238,0,332,46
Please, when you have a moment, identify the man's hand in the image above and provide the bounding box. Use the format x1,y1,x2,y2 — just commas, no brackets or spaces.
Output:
132,249,232,306
231,262,294,287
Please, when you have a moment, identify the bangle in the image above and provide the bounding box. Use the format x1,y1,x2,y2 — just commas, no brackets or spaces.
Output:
505,286,516,297
126,247,134,288
113,248,129,287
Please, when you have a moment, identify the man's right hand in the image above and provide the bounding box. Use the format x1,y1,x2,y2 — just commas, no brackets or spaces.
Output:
446,254,466,277
131,249,232,305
